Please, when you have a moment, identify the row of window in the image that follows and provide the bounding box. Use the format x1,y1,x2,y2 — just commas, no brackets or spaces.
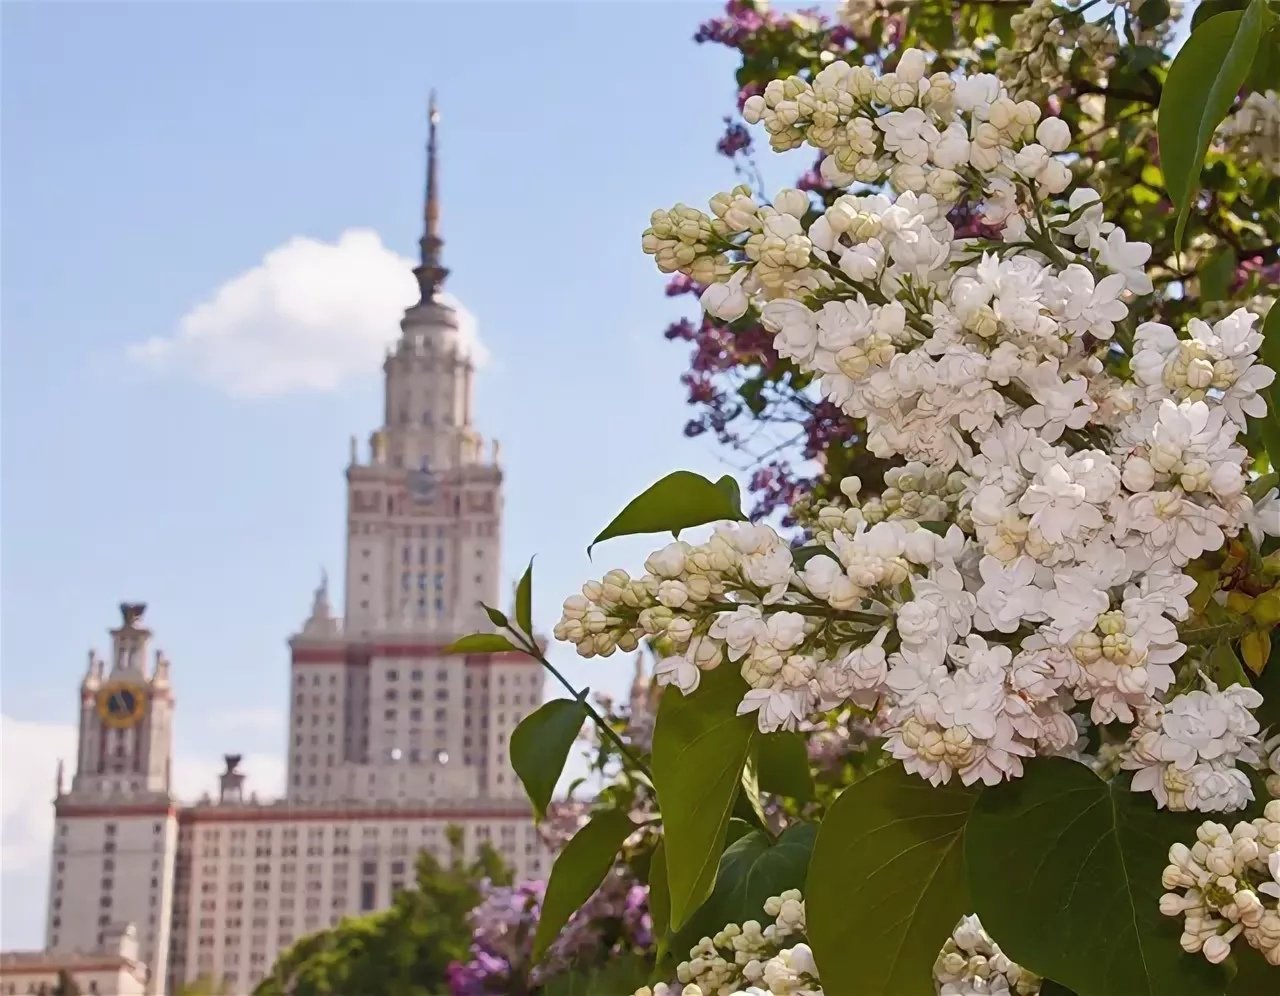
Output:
401,545,448,565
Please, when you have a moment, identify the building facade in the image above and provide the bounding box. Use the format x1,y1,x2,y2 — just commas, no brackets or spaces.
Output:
39,98,548,996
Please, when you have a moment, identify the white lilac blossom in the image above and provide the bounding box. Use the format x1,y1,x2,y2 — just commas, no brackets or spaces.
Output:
633,890,820,996
1123,679,1264,813
631,894,1041,996
1160,801,1280,966
934,915,1041,995
602,52,1280,810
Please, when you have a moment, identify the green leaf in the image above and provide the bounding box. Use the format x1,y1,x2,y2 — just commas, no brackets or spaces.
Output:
514,558,534,635
669,823,817,962
1248,24,1280,90
1228,945,1279,994
444,632,516,654
1260,302,1280,470
1192,0,1249,32
715,474,744,515
1248,632,1280,731
533,809,636,961
966,757,1235,996
735,754,769,832
1206,639,1251,687
1199,244,1237,302
791,544,832,569
652,662,757,931
483,603,509,629
755,731,815,801
648,840,671,964
1137,0,1172,27
1159,2,1267,251
509,698,587,821
588,471,747,555
807,764,980,995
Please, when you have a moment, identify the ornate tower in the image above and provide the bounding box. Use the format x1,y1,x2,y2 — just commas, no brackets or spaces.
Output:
342,92,502,639
49,604,179,995
287,95,517,805
71,603,173,798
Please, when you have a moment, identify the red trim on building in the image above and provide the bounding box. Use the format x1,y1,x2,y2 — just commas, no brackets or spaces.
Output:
179,806,530,825
289,646,347,664
55,801,530,824
55,804,177,819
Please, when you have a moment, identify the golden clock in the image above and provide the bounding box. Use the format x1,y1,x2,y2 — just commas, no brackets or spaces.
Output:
96,683,148,728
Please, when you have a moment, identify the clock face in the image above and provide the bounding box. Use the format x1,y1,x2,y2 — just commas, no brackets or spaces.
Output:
97,683,148,728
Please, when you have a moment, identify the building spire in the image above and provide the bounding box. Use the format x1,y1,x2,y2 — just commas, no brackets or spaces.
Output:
415,89,448,301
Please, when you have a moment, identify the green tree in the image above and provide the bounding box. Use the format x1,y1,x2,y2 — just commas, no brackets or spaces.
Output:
51,970,81,996
253,826,510,996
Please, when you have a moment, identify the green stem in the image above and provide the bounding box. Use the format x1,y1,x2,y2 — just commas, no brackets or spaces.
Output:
509,629,654,780
809,257,934,336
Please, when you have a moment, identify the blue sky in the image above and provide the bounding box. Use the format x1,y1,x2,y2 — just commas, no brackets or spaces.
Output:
0,0,792,947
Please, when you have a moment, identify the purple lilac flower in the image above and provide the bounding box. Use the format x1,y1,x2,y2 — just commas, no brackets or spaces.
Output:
717,120,753,158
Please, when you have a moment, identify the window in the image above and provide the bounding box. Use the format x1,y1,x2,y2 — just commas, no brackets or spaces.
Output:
360,881,376,911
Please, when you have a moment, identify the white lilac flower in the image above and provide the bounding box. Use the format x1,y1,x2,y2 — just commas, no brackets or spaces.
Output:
1125,680,1264,813
610,56,1275,791
1161,801,1280,966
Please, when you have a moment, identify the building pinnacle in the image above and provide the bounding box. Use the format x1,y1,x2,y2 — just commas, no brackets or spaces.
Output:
414,89,448,301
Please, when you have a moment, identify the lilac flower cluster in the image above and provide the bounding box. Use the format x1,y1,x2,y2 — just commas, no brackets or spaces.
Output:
448,870,652,994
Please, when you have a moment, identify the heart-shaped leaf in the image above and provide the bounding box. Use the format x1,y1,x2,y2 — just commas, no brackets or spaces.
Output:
755,731,815,801
668,822,817,962
966,757,1238,996
807,763,979,995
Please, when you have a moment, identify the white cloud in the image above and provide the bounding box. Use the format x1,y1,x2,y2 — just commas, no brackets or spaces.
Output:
127,229,485,398
0,712,284,899
0,711,287,946
1,715,76,869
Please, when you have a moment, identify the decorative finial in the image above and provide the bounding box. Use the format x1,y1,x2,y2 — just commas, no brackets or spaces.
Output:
414,89,449,301
121,603,146,627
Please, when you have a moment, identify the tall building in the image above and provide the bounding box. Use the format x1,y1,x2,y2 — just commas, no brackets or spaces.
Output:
38,96,548,996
